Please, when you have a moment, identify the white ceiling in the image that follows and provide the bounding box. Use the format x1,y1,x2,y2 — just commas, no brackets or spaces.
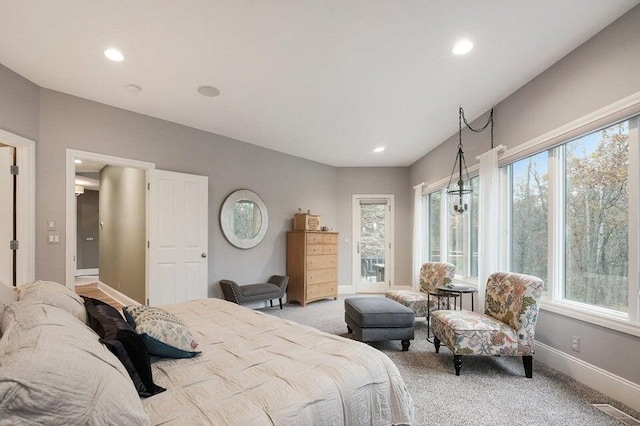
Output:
1,1,637,167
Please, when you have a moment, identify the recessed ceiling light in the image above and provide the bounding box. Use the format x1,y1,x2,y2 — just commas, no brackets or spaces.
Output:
373,146,385,153
197,86,221,97
74,159,82,164
125,84,142,94
452,39,473,55
104,48,124,62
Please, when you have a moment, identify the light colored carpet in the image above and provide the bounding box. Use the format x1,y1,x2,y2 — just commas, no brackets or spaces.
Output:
261,296,638,426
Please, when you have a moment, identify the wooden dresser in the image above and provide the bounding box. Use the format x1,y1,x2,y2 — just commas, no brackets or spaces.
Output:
286,231,338,306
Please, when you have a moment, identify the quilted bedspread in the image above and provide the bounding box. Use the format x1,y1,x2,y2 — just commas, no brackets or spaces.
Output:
143,298,414,425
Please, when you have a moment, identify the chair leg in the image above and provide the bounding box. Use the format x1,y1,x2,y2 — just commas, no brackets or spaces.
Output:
279,298,283,309
454,355,463,376
401,340,410,351
270,300,273,307
433,336,440,353
523,355,533,378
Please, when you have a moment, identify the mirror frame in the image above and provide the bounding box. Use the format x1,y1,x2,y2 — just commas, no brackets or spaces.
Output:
220,189,269,249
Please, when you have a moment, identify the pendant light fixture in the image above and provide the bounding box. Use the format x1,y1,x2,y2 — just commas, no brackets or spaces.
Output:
446,106,494,214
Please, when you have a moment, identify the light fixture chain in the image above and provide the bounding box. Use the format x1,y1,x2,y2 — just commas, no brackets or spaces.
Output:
460,107,494,148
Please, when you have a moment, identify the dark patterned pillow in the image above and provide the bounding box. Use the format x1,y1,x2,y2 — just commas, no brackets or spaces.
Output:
84,297,165,397
123,305,200,359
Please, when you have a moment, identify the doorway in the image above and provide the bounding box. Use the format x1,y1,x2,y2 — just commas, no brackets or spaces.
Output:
0,129,35,287
352,195,394,293
66,149,209,306
66,150,154,304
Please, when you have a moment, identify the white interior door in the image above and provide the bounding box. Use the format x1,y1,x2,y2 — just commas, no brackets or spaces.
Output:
353,195,394,293
149,170,208,305
0,147,15,286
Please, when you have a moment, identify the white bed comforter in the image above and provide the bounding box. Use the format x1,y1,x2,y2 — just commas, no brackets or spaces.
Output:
143,298,414,425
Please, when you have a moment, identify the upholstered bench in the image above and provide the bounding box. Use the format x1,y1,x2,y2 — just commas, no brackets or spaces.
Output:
220,275,289,309
344,297,415,351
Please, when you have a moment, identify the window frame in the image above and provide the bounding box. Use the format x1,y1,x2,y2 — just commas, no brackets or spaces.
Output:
500,115,640,335
423,175,479,285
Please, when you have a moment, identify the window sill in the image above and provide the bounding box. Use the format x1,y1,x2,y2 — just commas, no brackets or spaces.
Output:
453,277,478,287
540,300,640,337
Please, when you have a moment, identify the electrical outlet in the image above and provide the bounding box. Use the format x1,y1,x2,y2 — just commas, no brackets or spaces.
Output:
571,335,580,352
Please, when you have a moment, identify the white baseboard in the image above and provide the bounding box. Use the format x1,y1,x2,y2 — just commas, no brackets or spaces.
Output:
97,282,142,307
76,268,98,276
535,341,640,412
338,285,355,295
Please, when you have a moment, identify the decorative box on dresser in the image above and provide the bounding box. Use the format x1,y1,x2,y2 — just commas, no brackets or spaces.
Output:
287,231,338,306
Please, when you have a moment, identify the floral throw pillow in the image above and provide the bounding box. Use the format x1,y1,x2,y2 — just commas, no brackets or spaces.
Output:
123,306,200,359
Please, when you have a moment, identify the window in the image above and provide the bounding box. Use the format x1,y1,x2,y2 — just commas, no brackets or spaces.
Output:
503,118,637,321
428,191,441,262
424,176,479,282
564,122,629,313
509,151,549,289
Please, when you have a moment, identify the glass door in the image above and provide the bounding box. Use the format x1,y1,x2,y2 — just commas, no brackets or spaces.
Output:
353,196,393,293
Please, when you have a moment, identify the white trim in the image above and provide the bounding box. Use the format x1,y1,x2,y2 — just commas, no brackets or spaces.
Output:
76,268,99,276
97,281,142,307
338,285,356,295
540,300,640,337
0,128,35,285
501,90,640,165
65,149,155,298
628,117,639,322
352,194,395,293
535,342,640,412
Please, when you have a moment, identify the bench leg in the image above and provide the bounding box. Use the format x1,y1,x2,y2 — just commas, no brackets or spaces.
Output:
279,298,283,309
347,326,352,333
270,300,273,307
401,340,410,351
434,337,441,353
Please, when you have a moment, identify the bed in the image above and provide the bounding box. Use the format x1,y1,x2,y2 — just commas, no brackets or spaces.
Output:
0,281,414,425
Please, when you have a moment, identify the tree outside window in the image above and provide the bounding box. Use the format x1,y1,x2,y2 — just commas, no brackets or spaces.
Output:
510,151,549,290
565,122,629,312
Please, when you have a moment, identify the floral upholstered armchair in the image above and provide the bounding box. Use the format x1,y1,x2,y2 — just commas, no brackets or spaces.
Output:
386,262,456,318
430,272,543,378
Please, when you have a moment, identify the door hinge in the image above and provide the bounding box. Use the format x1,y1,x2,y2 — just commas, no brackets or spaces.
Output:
389,243,391,249
10,165,19,175
147,241,150,248
146,298,149,305
9,240,19,250
147,182,150,190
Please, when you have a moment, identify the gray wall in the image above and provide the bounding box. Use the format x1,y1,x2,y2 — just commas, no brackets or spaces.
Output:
99,166,146,303
35,88,345,297
410,5,640,384
76,190,99,270
0,64,39,142
336,168,411,288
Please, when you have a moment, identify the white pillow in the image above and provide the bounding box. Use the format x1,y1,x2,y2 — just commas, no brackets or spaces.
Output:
17,280,87,323
0,280,18,337
0,300,150,425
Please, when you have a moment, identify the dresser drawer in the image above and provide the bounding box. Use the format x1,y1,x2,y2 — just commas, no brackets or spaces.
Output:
307,282,336,299
322,234,338,244
306,255,337,270
307,233,323,244
306,243,323,255
307,268,337,285
322,244,337,255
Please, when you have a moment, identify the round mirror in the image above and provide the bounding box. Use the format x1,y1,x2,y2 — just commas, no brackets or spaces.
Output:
220,189,268,249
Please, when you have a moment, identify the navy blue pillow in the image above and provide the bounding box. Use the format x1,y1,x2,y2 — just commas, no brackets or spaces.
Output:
83,297,165,397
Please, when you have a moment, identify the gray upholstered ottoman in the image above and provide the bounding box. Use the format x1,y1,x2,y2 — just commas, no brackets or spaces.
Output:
344,297,415,351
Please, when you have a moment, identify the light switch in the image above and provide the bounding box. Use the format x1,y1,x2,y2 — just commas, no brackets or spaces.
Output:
47,220,55,231
47,234,54,244
54,234,60,244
